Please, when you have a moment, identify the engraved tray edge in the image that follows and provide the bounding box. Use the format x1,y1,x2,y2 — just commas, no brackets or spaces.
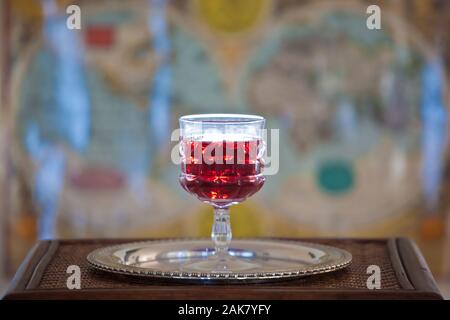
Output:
86,238,352,282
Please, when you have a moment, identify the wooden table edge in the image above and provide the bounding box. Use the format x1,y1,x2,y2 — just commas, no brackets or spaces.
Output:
5,240,59,293
3,288,443,300
394,237,443,299
2,237,444,300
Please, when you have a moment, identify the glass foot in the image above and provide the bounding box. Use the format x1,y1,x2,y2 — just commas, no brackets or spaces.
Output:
181,249,259,273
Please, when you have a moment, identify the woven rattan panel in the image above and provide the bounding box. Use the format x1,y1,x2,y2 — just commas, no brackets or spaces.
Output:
37,239,401,290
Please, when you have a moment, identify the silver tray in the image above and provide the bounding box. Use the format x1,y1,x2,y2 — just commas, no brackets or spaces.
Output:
87,239,352,282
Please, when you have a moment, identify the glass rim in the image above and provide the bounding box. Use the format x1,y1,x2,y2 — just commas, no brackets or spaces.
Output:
179,113,265,125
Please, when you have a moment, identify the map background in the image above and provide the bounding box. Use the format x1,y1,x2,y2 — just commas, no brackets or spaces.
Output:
1,0,450,284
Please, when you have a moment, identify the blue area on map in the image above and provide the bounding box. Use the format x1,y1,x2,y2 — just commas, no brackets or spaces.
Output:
20,11,92,238
421,58,448,210
148,0,172,151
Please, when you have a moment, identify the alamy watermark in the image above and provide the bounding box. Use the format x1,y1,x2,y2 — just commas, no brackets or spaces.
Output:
66,5,81,30
366,265,381,289
366,5,381,30
62,4,381,31
66,265,81,289
170,128,280,175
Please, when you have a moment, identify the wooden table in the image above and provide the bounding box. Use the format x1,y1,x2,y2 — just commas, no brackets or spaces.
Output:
3,238,443,299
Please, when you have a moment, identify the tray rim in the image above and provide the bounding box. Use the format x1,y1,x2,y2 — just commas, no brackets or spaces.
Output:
86,238,352,282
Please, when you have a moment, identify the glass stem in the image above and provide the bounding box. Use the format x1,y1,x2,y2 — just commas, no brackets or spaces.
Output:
211,207,232,261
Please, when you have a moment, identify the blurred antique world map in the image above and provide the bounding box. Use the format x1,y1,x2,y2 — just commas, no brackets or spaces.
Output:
4,0,450,273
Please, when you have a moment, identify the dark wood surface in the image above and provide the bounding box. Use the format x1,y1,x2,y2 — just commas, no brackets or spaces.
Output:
3,237,443,300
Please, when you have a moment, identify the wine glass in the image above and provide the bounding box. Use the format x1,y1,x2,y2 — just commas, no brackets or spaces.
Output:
88,113,352,281
179,114,265,272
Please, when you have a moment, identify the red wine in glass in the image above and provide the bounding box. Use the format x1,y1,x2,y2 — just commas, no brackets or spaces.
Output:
180,139,265,207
